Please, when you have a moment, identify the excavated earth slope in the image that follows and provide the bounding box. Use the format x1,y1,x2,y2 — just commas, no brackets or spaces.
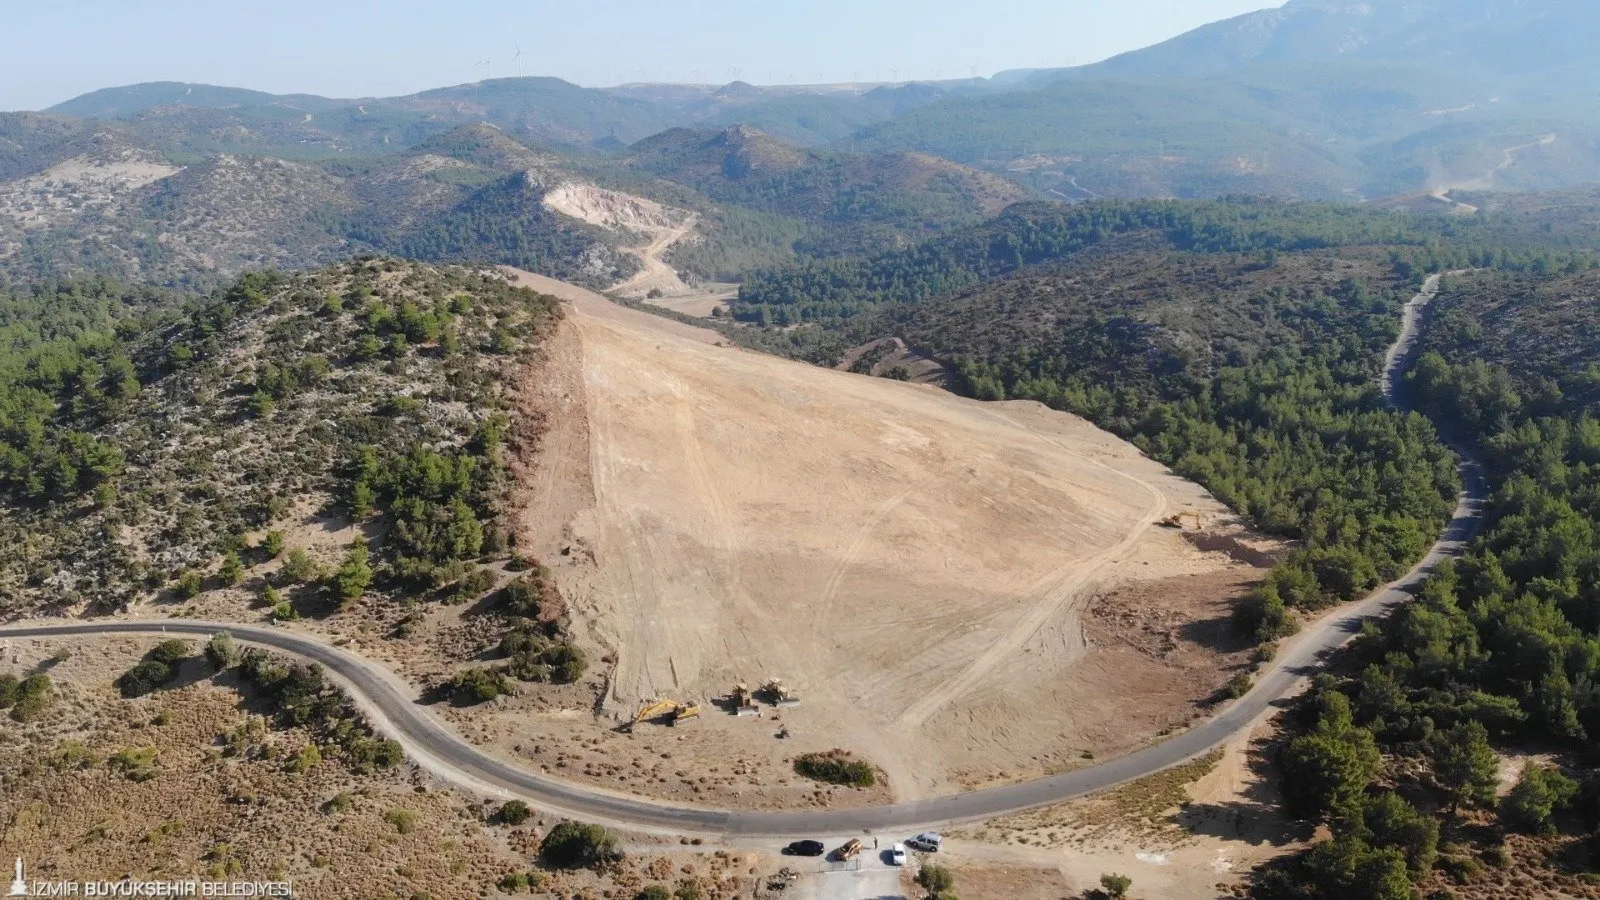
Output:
503,267,1281,799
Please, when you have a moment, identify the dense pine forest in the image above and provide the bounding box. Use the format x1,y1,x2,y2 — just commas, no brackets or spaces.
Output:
1247,270,1600,899
0,261,559,617
0,278,176,504
733,198,1596,325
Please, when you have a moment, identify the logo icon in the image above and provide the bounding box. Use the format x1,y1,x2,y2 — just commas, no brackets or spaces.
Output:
6,856,26,897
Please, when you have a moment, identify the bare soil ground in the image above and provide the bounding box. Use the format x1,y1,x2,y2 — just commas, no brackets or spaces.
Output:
836,337,949,385
500,267,1286,805
947,711,1306,899
540,181,698,298
0,154,180,228
642,281,740,318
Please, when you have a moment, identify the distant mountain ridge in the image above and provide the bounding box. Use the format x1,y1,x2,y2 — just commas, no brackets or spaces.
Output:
1031,0,1600,85
7,0,1600,285
623,124,1026,253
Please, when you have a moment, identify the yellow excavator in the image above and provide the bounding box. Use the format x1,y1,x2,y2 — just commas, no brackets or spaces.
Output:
628,698,700,730
1160,509,1205,531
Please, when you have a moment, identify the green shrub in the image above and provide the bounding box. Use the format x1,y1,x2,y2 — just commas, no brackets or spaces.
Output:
279,549,321,584
150,640,190,665
248,391,275,418
793,751,876,787
51,740,97,770
500,572,552,617
1501,765,1578,834
206,632,240,669
448,667,513,705
219,551,245,586
540,821,619,869
288,743,322,774
1222,671,1253,699
271,600,301,622
917,863,955,893
262,530,286,558
117,659,177,698
345,738,404,773
384,807,419,835
8,674,52,722
1100,873,1132,899
0,673,18,707
498,800,532,825
108,746,159,781
333,538,373,606
1438,853,1485,883
500,627,588,684
498,873,532,893
174,569,205,599
443,566,496,604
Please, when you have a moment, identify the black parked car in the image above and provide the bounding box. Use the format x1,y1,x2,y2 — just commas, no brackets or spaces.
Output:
782,839,825,856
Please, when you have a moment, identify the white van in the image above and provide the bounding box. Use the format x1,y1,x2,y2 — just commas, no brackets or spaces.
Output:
907,832,941,852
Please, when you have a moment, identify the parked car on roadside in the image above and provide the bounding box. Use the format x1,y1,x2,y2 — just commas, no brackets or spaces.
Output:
783,839,825,856
889,843,907,866
907,832,942,852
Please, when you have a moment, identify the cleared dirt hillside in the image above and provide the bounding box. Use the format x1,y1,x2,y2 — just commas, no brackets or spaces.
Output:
503,268,1283,803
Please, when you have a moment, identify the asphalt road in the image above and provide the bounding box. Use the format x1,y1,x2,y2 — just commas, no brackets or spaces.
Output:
0,275,1485,841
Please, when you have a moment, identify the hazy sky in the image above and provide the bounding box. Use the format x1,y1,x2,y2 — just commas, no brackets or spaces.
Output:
3,0,1276,110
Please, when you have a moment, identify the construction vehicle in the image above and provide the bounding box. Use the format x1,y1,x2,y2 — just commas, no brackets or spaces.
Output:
628,698,699,729
1160,509,1205,530
671,701,701,725
761,677,801,707
730,683,761,716
629,698,677,730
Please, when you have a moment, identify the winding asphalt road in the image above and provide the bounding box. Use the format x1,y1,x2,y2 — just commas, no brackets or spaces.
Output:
0,275,1487,840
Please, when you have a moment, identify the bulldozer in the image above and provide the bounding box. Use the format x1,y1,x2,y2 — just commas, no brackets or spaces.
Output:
1160,509,1205,531
730,683,760,716
761,677,800,708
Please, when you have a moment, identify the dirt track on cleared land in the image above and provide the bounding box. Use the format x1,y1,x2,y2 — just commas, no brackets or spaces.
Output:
502,267,1276,800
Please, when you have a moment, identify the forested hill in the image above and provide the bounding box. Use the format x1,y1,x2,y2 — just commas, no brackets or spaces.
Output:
622,125,1026,253
1244,257,1600,900
733,198,1584,325
0,260,560,617
1413,267,1600,418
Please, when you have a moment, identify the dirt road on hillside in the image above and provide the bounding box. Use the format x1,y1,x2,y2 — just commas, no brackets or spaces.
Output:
610,213,698,297
1431,132,1558,212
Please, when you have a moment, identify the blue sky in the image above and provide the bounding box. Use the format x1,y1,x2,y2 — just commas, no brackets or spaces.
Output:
3,0,1276,110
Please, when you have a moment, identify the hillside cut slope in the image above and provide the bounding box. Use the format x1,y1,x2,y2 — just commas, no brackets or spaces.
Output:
505,269,1282,799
